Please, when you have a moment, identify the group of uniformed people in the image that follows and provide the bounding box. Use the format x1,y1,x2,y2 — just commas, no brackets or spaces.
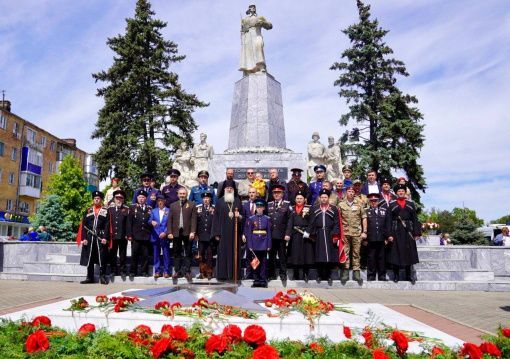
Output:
78,165,421,287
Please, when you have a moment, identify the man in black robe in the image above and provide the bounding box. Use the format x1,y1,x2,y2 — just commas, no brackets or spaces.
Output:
79,191,110,285
387,184,421,284
304,188,340,286
213,181,243,281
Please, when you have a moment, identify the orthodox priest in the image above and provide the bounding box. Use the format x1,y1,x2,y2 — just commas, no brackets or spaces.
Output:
79,191,110,285
387,184,421,284
304,188,340,286
213,181,244,281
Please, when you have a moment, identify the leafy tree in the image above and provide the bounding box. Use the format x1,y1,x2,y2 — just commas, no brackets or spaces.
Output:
31,195,74,241
92,0,207,188
451,207,484,227
419,208,456,234
44,155,90,232
490,215,510,224
331,0,426,205
450,212,486,245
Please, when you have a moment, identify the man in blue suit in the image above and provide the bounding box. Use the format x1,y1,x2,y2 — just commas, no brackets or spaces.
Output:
150,195,170,278
189,170,217,205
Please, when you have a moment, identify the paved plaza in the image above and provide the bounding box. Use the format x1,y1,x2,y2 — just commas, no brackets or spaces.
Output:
1,279,508,343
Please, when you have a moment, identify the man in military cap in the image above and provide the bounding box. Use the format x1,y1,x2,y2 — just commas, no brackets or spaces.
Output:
244,198,272,287
342,166,353,190
387,184,421,284
353,179,368,209
133,173,160,208
161,169,184,207
189,170,217,205
338,185,367,285
150,195,170,279
106,189,129,277
267,184,292,286
308,164,326,205
168,187,197,282
127,189,153,278
79,191,110,285
287,168,309,205
266,168,287,202
304,188,340,286
365,192,391,281
196,191,215,279
379,177,396,208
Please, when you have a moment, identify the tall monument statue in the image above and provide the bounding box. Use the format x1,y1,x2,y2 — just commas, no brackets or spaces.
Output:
307,132,326,178
239,5,273,76
191,133,214,173
325,136,344,180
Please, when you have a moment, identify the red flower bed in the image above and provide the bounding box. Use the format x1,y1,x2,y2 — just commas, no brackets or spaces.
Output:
31,315,51,327
252,344,279,358
77,323,96,336
25,329,50,353
479,341,502,357
390,330,408,356
460,342,483,359
205,333,229,354
243,325,266,347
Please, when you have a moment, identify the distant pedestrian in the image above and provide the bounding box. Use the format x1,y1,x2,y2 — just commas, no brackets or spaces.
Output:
493,227,510,247
37,226,52,241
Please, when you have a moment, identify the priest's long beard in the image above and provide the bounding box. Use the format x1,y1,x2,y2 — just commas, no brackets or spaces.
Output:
224,192,235,204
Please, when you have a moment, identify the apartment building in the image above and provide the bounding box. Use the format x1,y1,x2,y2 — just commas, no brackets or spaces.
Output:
0,100,99,238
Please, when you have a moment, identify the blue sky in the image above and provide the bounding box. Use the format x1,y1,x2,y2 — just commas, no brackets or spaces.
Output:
1,0,509,222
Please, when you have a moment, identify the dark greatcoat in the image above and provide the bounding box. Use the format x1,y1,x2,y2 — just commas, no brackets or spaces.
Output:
287,205,315,266
286,180,310,205
212,197,243,280
127,204,152,241
80,206,110,267
387,200,421,266
307,204,340,264
197,204,215,242
107,204,129,240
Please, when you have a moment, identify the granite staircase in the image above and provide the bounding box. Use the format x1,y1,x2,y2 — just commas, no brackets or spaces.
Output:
1,243,509,291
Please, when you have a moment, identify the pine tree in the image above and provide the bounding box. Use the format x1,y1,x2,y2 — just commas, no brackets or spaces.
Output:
31,195,74,241
331,0,426,205
44,155,90,232
92,0,207,188
450,213,486,245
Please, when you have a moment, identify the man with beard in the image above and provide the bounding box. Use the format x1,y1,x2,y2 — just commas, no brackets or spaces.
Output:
106,189,129,278
304,188,340,286
287,168,309,205
168,187,197,283
217,168,239,199
387,184,421,284
267,184,292,286
127,190,153,278
79,191,110,285
213,182,243,281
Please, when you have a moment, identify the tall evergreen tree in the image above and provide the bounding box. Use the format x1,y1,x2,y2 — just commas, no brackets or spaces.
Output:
331,0,426,205
92,0,207,187
31,195,74,241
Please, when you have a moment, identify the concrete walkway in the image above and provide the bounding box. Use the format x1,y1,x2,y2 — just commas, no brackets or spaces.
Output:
1,280,508,339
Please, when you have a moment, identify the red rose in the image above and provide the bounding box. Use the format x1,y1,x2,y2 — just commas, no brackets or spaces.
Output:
362,327,373,348
151,337,173,359
372,349,390,359
460,342,483,359
501,328,510,338
155,301,170,310
134,324,153,335
205,334,229,354
96,295,108,303
169,325,188,341
26,329,50,353
161,324,173,334
78,323,96,336
479,342,502,357
244,325,266,347
430,346,445,358
31,315,52,327
310,342,324,353
390,330,408,356
343,325,352,339
252,344,279,359
223,324,242,343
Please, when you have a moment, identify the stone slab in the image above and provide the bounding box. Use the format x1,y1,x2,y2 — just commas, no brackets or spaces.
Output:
0,291,464,351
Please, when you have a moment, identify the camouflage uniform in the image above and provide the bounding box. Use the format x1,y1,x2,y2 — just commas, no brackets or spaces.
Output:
338,197,366,282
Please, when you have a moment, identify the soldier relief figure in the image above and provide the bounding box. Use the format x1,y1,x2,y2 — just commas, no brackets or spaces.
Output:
239,5,272,75
307,132,326,178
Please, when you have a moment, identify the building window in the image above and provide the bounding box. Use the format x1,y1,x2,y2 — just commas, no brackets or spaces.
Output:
0,112,6,130
50,140,56,151
13,122,19,135
49,161,54,173
0,168,2,182
26,128,36,143
28,149,43,166
11,147,17,161
8,172,14,184
0,142,4,156
25,173,41,189
6,199,13,211
40,136,46,148
19,201,29,214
